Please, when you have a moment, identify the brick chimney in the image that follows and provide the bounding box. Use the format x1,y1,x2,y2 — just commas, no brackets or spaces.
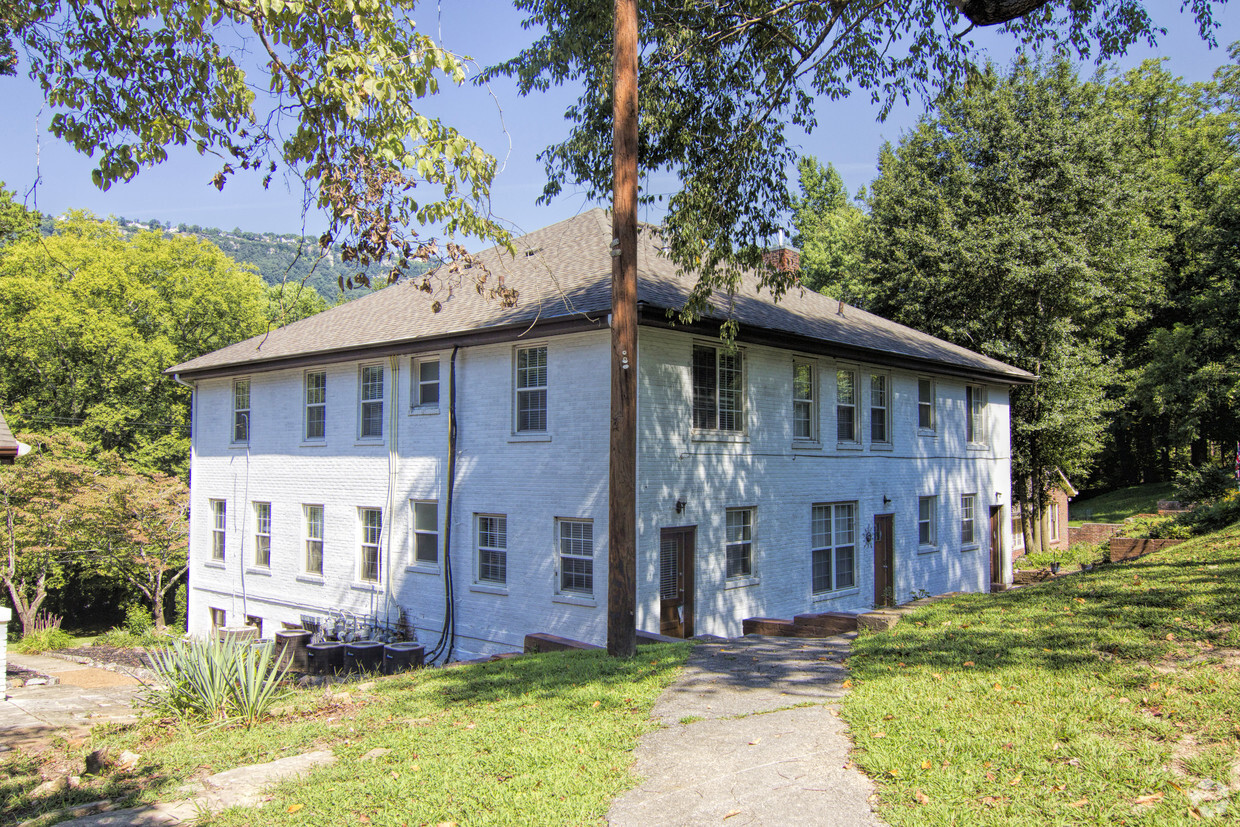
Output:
762,230,800,274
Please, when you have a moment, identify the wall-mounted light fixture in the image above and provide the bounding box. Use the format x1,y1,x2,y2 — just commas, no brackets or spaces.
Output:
882,495,892,507
675,499,686,514
995,491,1003,503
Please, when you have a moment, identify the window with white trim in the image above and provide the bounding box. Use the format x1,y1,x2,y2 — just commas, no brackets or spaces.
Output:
210,500,226,561
793,361,816,441
477,514,508,584
515,346,547,432
1049,502,1060,542
693,345,744,432
811,503,857,593
359,365,384,439
836,369,858,442
918,378,935,431
413,357,440,408
305,370,326,440
725,508,754,579
557,519,593,595
412,500,439,565
304,504,324,575
918,496,938,547
210,607,226,628
1012,515,1025,550
359,508,382,582
232,379,250,443
966,385,987,445
253,502,271,567
870,374,890,444
961,494,976,546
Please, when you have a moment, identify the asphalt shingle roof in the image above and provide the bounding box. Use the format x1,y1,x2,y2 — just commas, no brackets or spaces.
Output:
168,208,1033,383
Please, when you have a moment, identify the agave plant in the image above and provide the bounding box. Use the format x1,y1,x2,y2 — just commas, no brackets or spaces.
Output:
142,636,291,728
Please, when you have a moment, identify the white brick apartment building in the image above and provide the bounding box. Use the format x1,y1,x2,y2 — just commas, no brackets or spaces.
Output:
169,210,1033,660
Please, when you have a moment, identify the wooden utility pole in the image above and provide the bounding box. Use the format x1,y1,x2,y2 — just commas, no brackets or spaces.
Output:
607,0,638,657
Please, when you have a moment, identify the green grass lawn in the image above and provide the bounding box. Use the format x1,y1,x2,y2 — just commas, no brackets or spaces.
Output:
1,643,691,826
1070,481,1177,525
843,521,1240,825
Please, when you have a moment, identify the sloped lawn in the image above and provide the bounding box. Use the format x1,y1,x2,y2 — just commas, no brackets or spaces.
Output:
843,522,1240,824
1070,481,1177,525
1,643,690,826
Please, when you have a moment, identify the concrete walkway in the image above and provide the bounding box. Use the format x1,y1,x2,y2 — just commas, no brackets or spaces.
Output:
2,653,142,753
608,634,883,827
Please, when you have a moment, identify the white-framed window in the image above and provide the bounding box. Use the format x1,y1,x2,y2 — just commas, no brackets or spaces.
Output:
870,374,890,444
792,360,816,442
811,502,857,593
725,508,754,579
253,502,271,567
1012,515,1025,550
477,514,508,585
359,364,385,439
304,504,324,575
412,357,440,409
515,346,548,432
232,378,250,443
305,370,326,441
210,499,226,561
1049,502,1060,542
412,500,439,565
836,368,858,442
693,344,745,432
961,494,976,546
359,507,382,582
210,607,226,629
557,519,594,595
246,615,262,636
918,377,935,432
966,385,987,445
918,496,938,547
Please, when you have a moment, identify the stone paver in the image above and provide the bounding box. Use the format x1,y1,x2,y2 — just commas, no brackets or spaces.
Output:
2,653,143,753
609,635,883,827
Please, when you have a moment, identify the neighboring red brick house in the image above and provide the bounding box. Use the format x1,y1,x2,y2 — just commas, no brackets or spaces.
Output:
1011,469,1076,560
0,408,20,465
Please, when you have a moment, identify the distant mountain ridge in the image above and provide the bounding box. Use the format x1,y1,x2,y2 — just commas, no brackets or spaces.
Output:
111,218,431,302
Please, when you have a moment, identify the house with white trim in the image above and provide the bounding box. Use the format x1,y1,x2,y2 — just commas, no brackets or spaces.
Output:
168,210,1033,660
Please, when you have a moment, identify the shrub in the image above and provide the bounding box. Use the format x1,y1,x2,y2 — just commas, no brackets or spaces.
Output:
141,636,291,729
1019,542,1105,570
1175,490,1240,536
1173,464,1235,504
124,603,154,635
173,584,188,631
96,626,173,649
16,627,74,654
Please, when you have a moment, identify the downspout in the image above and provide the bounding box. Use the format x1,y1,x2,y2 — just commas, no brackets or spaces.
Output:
385,356,400,632
173,374,197,631
428,345,459,664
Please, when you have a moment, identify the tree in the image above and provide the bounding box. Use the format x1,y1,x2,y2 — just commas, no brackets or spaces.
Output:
789,157,867,304
859,58,1165,551
1,431,104,635
73,467,189,629
0,212,275,476
494,1,1224,313
2,0,510,289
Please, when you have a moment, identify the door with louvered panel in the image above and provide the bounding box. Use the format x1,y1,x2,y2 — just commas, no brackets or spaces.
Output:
659,527,695,638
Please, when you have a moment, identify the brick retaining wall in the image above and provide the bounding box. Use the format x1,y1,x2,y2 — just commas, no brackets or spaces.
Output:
1070,523,1124,545
1108,537,1185,562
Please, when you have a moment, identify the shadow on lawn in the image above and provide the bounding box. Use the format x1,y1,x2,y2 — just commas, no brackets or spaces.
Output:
858,547,1240,676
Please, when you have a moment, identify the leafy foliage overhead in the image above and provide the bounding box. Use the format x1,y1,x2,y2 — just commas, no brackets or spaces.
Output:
494,0,1225,318
3,0,511,292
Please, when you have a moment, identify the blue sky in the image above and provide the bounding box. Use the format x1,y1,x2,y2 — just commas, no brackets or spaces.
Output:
1,3,1236,242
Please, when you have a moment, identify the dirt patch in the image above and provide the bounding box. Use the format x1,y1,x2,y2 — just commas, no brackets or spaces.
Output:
57,646,155,671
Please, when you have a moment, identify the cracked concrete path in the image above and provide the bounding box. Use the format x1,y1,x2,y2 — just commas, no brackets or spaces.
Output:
608,634,883,827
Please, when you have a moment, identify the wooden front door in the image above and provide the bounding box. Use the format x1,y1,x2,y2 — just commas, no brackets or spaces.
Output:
659,527,695,638
989,506,1004,591
873,514,894,607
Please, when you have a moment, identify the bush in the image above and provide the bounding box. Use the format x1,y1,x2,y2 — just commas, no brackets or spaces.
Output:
141,636,291,729
124,603,154,635
1175,490,1240,536
1173,464,1235,504
95,626,172,649
173,584,187,631
1019,542,1106,570
16,627,75,654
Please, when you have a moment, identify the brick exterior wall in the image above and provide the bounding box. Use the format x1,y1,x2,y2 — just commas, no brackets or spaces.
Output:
1109,537,1185,562
186,327,1015,658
